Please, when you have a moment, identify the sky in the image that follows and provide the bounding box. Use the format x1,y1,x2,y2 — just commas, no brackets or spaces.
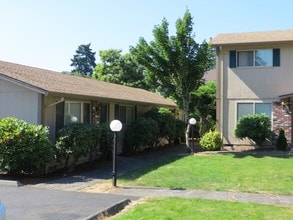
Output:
0,0,292,72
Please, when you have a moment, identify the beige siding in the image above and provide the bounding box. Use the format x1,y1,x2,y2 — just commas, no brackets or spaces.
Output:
43,96,57,141
0,79,41,124
217,44,293,145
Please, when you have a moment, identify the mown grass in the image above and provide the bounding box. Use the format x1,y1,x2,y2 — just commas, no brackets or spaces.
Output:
112,197,293,220
119,153,293,195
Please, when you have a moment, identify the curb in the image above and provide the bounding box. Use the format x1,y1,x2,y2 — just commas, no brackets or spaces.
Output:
85,199,131,220
0,180,23,187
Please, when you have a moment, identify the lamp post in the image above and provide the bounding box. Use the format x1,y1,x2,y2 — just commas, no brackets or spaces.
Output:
110,119,123,187
188,118,197,153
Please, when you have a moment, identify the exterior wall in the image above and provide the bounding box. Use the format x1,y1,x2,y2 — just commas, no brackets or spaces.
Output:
0,79,41,124
272,101,292,146
216,44,293,146
43,95,59,142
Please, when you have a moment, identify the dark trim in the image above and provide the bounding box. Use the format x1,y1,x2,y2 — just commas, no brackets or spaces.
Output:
229,50,237,68
273,48,280,66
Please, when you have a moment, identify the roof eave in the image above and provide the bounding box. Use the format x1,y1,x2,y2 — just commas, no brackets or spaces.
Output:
0,74,48,95
48,92,177,108
212,40,293,47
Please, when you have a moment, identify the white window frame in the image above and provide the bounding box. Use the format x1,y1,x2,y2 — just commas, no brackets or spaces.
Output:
64,101,91,124
237,49,273,67
236,101,272,124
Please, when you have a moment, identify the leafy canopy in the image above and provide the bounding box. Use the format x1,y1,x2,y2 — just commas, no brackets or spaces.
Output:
70,43,96,76
130,10,214,121
92,49,149,89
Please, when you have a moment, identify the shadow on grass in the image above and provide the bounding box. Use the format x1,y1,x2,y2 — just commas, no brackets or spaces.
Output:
218,150,292,159
119,154,187,181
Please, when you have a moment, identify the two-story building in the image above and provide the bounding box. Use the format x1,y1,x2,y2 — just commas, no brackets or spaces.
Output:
211,29,293,148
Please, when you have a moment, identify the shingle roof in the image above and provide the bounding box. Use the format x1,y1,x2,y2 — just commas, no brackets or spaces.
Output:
211,29,293,46
0,60,176,107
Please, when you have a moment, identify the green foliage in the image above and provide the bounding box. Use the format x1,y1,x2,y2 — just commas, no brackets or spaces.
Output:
55,123,101,171
130,9,214,121
144,108,175,141
99,123,113,160
199,130,223,151
123,108,185,154
174,119,186,144
235,114,272,145
190,81,216,136
92,49,149,89
276,129,287,151
123,117,159,154
0,117,53,176
70,43,96,76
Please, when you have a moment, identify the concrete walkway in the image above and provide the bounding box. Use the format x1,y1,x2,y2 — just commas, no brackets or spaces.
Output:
111,186,293,207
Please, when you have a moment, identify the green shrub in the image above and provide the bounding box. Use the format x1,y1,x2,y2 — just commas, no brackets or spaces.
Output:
143,107,185,144
174,119,186,144
99,123,113,160
56,123,101,171
0,117,53,176
122,108,185,154
276,129,287,151
123,117,159,154
235,114,271,145
199,130,223,151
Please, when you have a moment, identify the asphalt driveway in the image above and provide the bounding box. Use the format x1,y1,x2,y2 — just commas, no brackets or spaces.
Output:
0,183,138,219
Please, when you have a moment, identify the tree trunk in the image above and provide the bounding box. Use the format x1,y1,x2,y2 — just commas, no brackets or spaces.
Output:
185,123,191,153
183,98,191,151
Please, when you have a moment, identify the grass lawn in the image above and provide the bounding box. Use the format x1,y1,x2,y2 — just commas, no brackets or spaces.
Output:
119,153,293,195
112,197,293,220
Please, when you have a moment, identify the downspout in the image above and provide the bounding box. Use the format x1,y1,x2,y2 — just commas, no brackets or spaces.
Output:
219,47,224,142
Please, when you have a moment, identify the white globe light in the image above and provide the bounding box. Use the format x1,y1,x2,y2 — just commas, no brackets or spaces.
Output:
189,118,196,125
110,120,123,132
71,116,78,123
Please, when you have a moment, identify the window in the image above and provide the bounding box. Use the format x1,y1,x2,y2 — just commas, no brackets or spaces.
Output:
115,104,134,124
100,104,109,123
237,103,272,121
238,51,254,67
230,49,280,68
65,102,91,124
237,49,272,67
255,49,273,66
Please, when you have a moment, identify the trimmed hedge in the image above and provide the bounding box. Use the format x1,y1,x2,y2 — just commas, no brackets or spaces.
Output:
235,114,271,145
0,117,53,176
55,123,101,171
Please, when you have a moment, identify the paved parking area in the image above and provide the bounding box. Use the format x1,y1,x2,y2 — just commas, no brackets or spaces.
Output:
0,183,138,219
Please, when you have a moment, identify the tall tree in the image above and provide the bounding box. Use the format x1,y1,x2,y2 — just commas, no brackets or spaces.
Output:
92,49,149,89
70,43,96,76
130,10,214,122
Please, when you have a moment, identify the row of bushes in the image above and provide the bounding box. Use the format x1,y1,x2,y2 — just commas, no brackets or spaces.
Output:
0,108,185,175
0,117,113,176
1,112,286,176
